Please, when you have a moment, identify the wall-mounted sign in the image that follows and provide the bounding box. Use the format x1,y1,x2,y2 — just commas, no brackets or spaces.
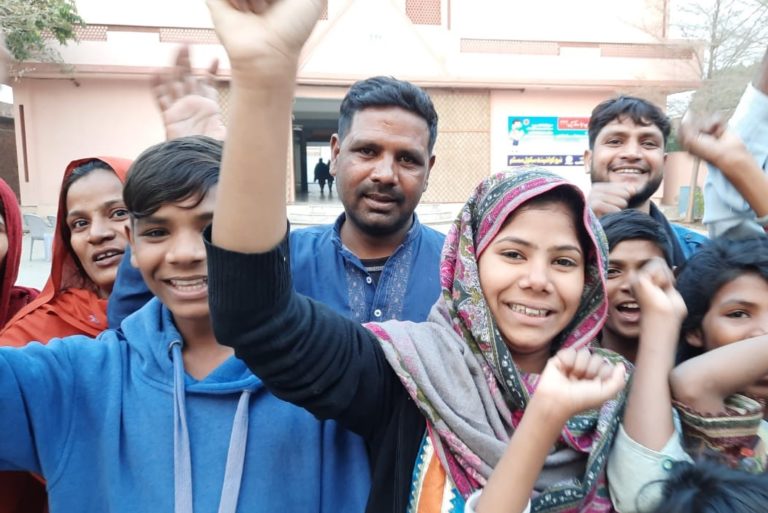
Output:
507,116,589,167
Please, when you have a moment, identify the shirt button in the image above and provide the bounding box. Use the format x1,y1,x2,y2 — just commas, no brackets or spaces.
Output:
373,309,382,318
366,276,373,284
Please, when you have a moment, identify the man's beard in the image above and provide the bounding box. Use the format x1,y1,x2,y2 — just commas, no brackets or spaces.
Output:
626,174,663,208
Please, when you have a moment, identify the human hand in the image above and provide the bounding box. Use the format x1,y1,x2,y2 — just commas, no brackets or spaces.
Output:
588,182,637,217
207,0,325,78
678,112,752,174
631,257,686,323
535,348,626,420
152,46,227,141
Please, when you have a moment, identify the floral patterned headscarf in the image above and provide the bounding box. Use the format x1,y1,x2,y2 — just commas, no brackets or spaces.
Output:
371,169,628,512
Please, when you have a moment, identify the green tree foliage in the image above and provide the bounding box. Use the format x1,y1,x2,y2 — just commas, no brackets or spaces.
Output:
0,0,83,66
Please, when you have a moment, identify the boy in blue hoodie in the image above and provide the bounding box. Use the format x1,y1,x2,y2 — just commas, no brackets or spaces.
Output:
0,135,370,512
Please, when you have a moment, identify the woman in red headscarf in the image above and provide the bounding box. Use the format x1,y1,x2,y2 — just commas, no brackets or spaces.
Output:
0,156,131,345
0,178,38,327
0,156,131,513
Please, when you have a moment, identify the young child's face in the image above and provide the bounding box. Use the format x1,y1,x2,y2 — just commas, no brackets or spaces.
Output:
478,201,585,374
604,239,666,341
691,272,768,399
130,188,216,323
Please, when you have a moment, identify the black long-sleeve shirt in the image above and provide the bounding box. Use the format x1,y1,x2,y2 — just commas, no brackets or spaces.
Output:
206,229,426,513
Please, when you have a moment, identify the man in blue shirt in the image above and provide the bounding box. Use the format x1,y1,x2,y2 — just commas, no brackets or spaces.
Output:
289,76,444,323
584,96,707,268
109,66,444,326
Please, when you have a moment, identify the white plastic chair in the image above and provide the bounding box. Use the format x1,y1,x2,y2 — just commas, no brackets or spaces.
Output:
23,213,54,261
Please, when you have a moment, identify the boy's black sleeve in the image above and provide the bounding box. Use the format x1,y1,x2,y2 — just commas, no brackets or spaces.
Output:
204,226,401,439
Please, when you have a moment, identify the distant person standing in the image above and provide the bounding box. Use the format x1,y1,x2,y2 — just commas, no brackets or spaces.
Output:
314,157,331,194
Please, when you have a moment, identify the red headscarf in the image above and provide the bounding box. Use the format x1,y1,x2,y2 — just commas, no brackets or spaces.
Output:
0,156,131,347
0,178,38,327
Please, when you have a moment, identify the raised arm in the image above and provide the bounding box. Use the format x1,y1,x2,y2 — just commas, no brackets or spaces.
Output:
679,115,768,219
205,0,403,436
622,258,686,450
692,45,768,238
207,0,322,252
670,334,768,414
472,348,625,513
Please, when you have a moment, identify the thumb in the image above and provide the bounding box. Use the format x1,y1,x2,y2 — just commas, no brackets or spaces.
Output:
602,364,627,399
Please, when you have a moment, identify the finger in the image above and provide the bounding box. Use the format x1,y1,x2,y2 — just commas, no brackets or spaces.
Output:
639,257,674,289
156,93,174,112
583,353,604,379
602,364,627,398
245,0,269,13
170,49,191,97
591,201,623,217
597,359,616,380
570,348,592,379
596,194,630,210
233,0,249,11
184,74,199,96
175,45,191,71
170,80,186,102
699,113,727,136
554,347,577,371
207,58,220,80
599,182,637,198
153,81,174,111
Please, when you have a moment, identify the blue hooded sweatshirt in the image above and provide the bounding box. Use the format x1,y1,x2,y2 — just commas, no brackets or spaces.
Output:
0,298,370,512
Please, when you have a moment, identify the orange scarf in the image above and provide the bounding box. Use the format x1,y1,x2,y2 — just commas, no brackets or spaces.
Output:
0,156,131,346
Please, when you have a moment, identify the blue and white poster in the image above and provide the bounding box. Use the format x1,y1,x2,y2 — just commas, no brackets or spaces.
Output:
507,116,589,167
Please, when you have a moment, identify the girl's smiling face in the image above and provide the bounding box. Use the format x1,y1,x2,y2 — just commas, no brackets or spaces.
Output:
687,272,768,400
478,201,585,374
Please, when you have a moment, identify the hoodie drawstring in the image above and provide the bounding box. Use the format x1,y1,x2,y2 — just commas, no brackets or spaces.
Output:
170,341,252,513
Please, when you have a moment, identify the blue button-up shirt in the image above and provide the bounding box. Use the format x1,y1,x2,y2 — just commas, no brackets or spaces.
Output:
289,214,445,323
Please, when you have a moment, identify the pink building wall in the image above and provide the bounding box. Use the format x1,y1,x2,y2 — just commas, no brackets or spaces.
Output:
8,0,703,211
13,78,164,215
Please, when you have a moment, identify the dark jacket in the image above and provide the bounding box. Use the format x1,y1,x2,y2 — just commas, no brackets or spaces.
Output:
206,229,424,513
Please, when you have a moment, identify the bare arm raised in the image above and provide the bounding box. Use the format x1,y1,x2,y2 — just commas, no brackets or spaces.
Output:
207,0,325,253
671,334,768,414
474,348,626,513
679,114,768,219
622,258,685,450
